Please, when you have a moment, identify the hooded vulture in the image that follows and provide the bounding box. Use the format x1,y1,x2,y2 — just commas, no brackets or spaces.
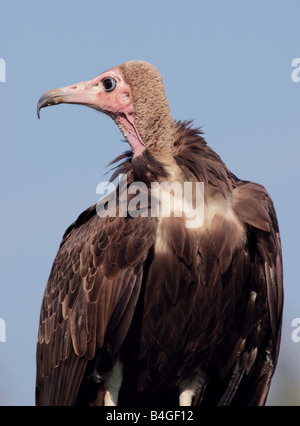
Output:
36,60,283,406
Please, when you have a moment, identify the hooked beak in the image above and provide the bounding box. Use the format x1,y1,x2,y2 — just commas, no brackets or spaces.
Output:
37,77,102,118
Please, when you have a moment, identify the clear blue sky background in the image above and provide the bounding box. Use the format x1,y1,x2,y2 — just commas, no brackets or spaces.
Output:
1,0,300,405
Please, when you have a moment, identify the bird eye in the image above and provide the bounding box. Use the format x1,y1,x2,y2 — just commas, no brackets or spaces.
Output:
102,77,116,92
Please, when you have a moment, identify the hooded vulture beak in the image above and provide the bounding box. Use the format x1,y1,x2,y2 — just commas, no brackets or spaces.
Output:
37,76,106,118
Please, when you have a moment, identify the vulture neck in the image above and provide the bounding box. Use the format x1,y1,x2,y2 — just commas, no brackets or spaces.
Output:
119,61,175,158
115,110,175,159
136,111,175,158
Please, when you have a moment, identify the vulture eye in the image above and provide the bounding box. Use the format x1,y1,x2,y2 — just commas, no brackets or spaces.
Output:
102,77,116,92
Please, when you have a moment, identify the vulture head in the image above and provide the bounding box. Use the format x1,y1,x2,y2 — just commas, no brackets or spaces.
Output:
37,60,173,155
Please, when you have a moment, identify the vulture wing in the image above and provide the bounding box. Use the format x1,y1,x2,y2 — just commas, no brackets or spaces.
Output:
225,180,283,405
36,202,157,406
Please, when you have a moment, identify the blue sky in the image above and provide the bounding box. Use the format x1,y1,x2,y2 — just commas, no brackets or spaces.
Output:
1,0,300,405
